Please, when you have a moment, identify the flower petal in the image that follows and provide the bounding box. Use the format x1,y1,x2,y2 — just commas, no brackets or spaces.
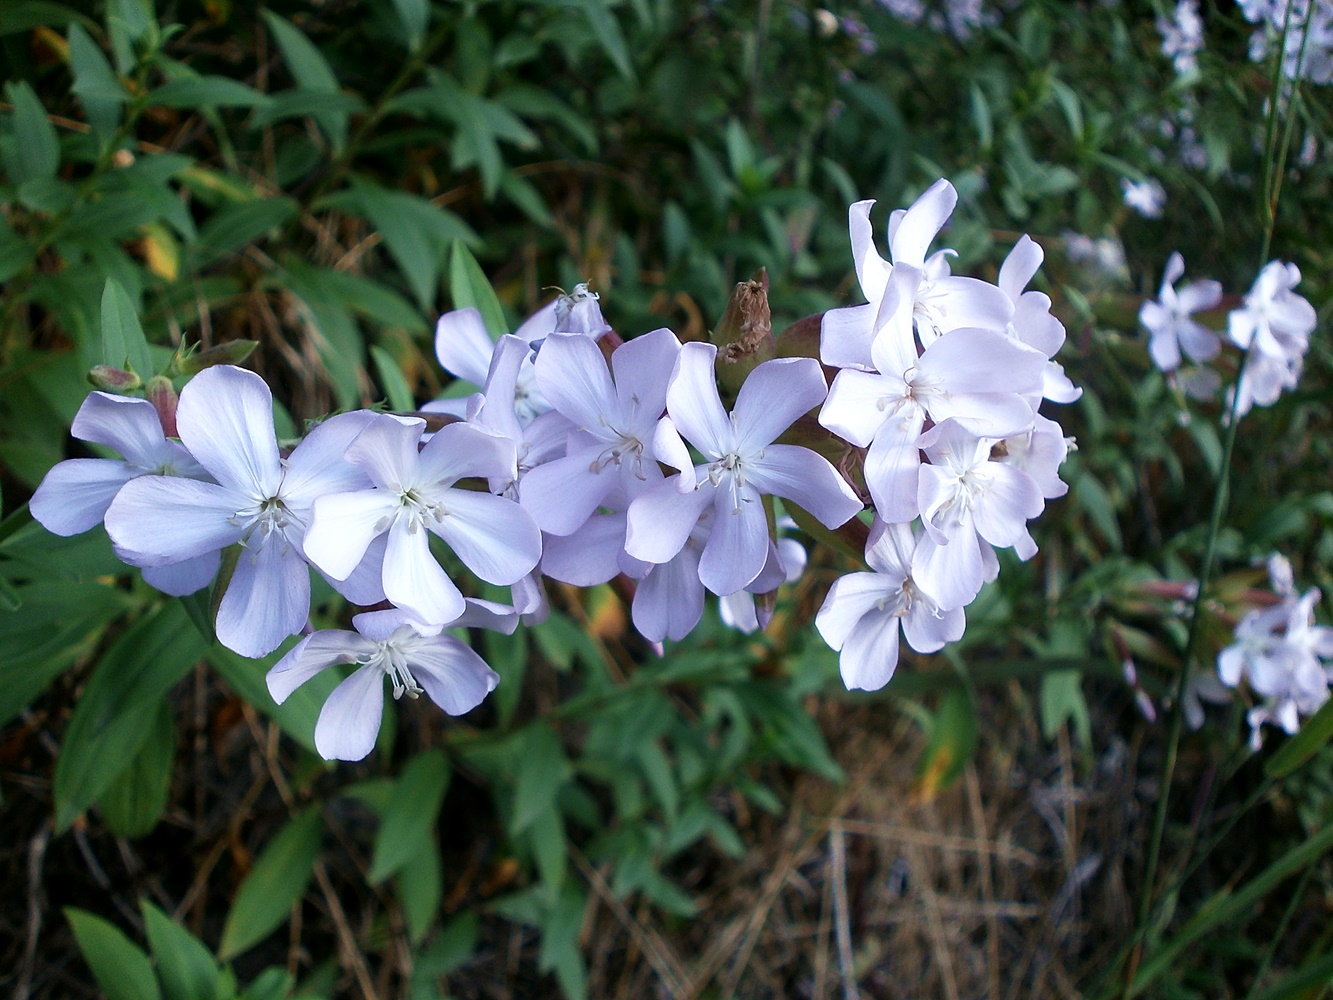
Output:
71,393,172,467
732,357,829,455
699,485,768,595
304,490,398,581
410,637,500,715
435,307,496,386
665,342,731,459
268,630,374,704
105,477,245,564
820,303,876,370
542,513,626,586
216,535,311,657
31,459,138,536
839,607,903,691
535,332,618,431
431,490,541,585
315,665,386,761
518,447,615,536
744,444,862,528
141,551,220,596
611,327,680,424
889,179,956,268
633,546,705,642
281,410,378,506
176,365,281,495
383,520,465,625
625,477,713,565
816,571,895,650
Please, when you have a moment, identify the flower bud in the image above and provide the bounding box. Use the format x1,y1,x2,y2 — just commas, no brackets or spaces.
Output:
144,375,179,438
87,365,142,392
172,340,258,376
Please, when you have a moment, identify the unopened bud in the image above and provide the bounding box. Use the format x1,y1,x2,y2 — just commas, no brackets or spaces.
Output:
774,312,826,366
87,365,142,392
172,340,258,376
554,283,612,339
144,376,179,438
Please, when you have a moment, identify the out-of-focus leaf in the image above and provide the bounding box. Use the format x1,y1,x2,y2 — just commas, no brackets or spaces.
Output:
148,76,272,109
449,240,507,337
538,887,588,1000
66,907,161,1000
396,834,442,943
1266,695,1333,779
193,197,298,261
68,22,125,139
207,645,338,757
3,81,60,184
0,2,85,34
528,802,567,899
1039,669,1091,745
219,807,322,960
370,345,416,412
573,0,634,81
512,723,572,834
391,0,429,50
100,277,155,377
370,750,451,883
142,900,222,1000
53,601,207,831
98,698,175,838
261,10,347,150
912,685,977,800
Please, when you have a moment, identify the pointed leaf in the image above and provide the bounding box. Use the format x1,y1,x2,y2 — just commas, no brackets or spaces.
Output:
66,908,161,1000
219,807,322,960
369,750,451,883
142,901,222,1000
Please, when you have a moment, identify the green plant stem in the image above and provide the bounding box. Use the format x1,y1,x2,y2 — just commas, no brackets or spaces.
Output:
1242,856,1317,999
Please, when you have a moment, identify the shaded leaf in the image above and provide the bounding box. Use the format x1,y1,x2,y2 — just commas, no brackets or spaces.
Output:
66,907,161,1000
219,807,322,960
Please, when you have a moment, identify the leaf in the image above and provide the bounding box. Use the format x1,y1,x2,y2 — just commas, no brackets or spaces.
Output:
142,901,222,1000
54,601,208,831
511,723,572,835
1039,669,1091,745
66,907,162,1000
98,698,175,838
219,807,322,960
193,197,298,261
100,277,155,377
261,11,347,150
449,240,507,337
67,22,124,139
528,802,567,900
370,345,416,413
574,0,634,81
207,645,338,757
912,685,978,800
3,81,60,184
395,835,442,943
391,0,429,50
1266,694,1333,779
538,888,588,1000
369,750,451,883
0,2,85,35
148,77,272,109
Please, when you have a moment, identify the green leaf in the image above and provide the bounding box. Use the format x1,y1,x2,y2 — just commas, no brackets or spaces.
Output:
1039,669,1091,745
239,968,294,1000
98,698,175,838
1266,694,1333,779
148,77,272,109
54,601,207,831
528,802,567,900
538,888,588,1000
100,278,155,377
68,22,125,139
219,807,322,960
395,836,442,944
66,907,162,1000
913,685,978,798
575,0,634,81
511,723,572,835
207,645,338,757
193,197,298,262
448,240,507,337
391,0,430,50
370,345,416,413
261,11,347,150
370,750,451,883
142,901,222,1000
0,2,85,35
3,81,60,184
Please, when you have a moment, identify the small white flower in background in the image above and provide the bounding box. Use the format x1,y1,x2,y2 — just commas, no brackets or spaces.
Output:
1121,177,1166,219
1227,260,1317,416
1157,0,1205,76
267,604,513,761
1217,555,1333,748
1063,231,1129,287
1139,252,1223,373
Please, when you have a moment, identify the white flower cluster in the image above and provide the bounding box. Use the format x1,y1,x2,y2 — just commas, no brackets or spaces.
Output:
1157,0,1205,76
1218,555,1333,748
813,180,1080,691
1139,254,1317,416
30,183,1081,757
1240,0,1333,84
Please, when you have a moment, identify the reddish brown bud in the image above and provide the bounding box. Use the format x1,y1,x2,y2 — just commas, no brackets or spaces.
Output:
144,376,179,438
87,365,142,392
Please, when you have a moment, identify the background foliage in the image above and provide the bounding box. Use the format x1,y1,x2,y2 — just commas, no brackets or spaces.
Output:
3,0,1333,997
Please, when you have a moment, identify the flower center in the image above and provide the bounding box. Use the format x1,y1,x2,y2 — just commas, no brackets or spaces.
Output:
363,642,423,700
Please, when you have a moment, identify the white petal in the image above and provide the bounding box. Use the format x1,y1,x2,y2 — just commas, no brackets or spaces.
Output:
625,477,713,565
268,630,374,704
920,327,1045,397
435,307,496,385
971,465,1044,548
745,445,862,528
889,179,956,267
911,530,985,611
732,357,828,454
216,535,312,658
281,410,378,507
840,608,903,691
411,637,500,715
31,459,137,535
820,303,877,370
665,343,731,459
315,666,386,761
816,572,896,650
325,532,389,605
383,520,465,625
176,366,282,495
431,490,541,585
902,603,965,653
519,448,615,536
848,199,889,303
819,372,893,449
699,485,769,595
542,514,627,586
141,551,220,596
864,426,923,525
535,332,618,430
611,327,680,424
345,414,427,491
105,477,245,564
417,421,517,487
998,235,1043,301
632,546,705,642
304,490,397,580
863,518,915,578
71,393,171,467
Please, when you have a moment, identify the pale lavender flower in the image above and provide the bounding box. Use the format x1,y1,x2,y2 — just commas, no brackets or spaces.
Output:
1122,177,1166,218
105,366,377,657
625,344,862,597
267,605,512,761
816,519,964,691
1158,0,1205,75
1227,260,1317,416
303,414,541,626
997,235,1081,404
1139,252,1223,372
